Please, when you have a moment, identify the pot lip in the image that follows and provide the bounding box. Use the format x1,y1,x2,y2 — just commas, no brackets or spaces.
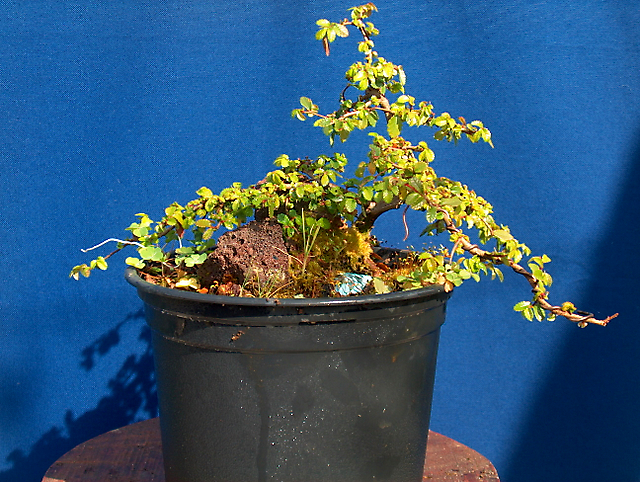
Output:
124,267,449,308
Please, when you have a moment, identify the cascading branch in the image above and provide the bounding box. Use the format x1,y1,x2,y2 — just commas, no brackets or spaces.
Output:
71,3,616,327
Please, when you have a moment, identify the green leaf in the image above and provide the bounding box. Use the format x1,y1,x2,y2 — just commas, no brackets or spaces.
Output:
398,67,406,85
139,246,164,261
277,212,292,226
175,277,200,290
387,115,402,138
131,226,149,237
196,186,213,197
70,264,91,280
413,161,428,173
95,256,108,271
315,28,327,41
335,23,349,38
419,147,435,163
317,217,331,229
493,229,513,242
373,278,391,294
441,198,462,207
405,192,423,207
183,253,208,267
195,219,211,228
300,96,313,110
381,62,394,78
125,257,145,269
362,185,374,201
523,306,534,321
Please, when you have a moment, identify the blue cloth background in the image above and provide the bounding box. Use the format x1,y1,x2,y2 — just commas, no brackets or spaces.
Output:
1,2,638,481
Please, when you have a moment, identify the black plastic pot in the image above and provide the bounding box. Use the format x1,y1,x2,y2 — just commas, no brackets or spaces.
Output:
126,267,450,482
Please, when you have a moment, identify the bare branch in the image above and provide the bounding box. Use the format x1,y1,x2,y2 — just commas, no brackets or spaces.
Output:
81,238,144,253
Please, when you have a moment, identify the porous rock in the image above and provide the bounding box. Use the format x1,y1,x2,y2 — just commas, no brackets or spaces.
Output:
197,219,290,288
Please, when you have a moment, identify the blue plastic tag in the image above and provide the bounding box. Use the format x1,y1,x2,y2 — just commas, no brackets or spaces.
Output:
335,273,373,296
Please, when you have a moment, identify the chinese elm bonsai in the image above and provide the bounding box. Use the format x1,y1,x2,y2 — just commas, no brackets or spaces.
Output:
71,3,616,328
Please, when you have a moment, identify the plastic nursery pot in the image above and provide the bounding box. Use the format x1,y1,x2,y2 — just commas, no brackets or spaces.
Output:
126,267,450,482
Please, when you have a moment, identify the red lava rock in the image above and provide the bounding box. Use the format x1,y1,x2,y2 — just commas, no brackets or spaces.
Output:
197,219,290,288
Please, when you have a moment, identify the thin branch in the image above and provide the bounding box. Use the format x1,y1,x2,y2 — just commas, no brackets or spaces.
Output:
402,205,410,241
436,207,617,327
389,173,617,326
81,238,144,253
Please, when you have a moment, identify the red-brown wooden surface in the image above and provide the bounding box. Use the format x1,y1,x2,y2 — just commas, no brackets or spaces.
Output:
42,418,499,481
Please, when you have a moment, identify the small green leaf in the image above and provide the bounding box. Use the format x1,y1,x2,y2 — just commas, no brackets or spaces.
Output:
373,278,391,294
195,219,211,228
514,301,531,312
139,246,164,261
362,186,374,201
419,148,435,163
95,256,108,271
335,23,349,37
405,192,423,207
398,67,406,85
183,253,208,267
441,198,462,207
493,229,513,242
70,264,91,280
523,307,534,321
300,96,314,110
175,277,200,290
413,161,428,173
387,115,402,138
125,257,145,269
317,217,331,229
196,186,213,197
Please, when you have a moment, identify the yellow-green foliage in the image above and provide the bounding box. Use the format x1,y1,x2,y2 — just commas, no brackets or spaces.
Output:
70,4,615,326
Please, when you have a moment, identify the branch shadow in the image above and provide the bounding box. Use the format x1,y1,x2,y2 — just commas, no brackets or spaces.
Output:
504,130,640,481
0,309,158,482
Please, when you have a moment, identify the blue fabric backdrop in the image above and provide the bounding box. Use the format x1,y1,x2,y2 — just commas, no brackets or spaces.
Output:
1,2,639,481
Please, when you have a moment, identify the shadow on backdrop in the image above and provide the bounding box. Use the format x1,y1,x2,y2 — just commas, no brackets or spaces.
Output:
0,309,158,482
504,129,640,481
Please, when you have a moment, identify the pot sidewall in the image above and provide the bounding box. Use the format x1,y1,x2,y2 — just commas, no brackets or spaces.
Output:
127,269,449,482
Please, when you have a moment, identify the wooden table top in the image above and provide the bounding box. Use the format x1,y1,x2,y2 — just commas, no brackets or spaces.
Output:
42,417,499,481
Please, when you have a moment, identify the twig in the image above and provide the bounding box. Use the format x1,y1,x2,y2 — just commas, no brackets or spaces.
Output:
81,238,144,253
402,205,410,241
394,176,617,327
436,207,617,327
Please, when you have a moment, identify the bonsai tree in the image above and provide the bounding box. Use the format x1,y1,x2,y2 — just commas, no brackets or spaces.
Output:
71,3,616,328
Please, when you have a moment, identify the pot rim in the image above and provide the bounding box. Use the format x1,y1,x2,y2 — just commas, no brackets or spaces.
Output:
125,267,448,309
